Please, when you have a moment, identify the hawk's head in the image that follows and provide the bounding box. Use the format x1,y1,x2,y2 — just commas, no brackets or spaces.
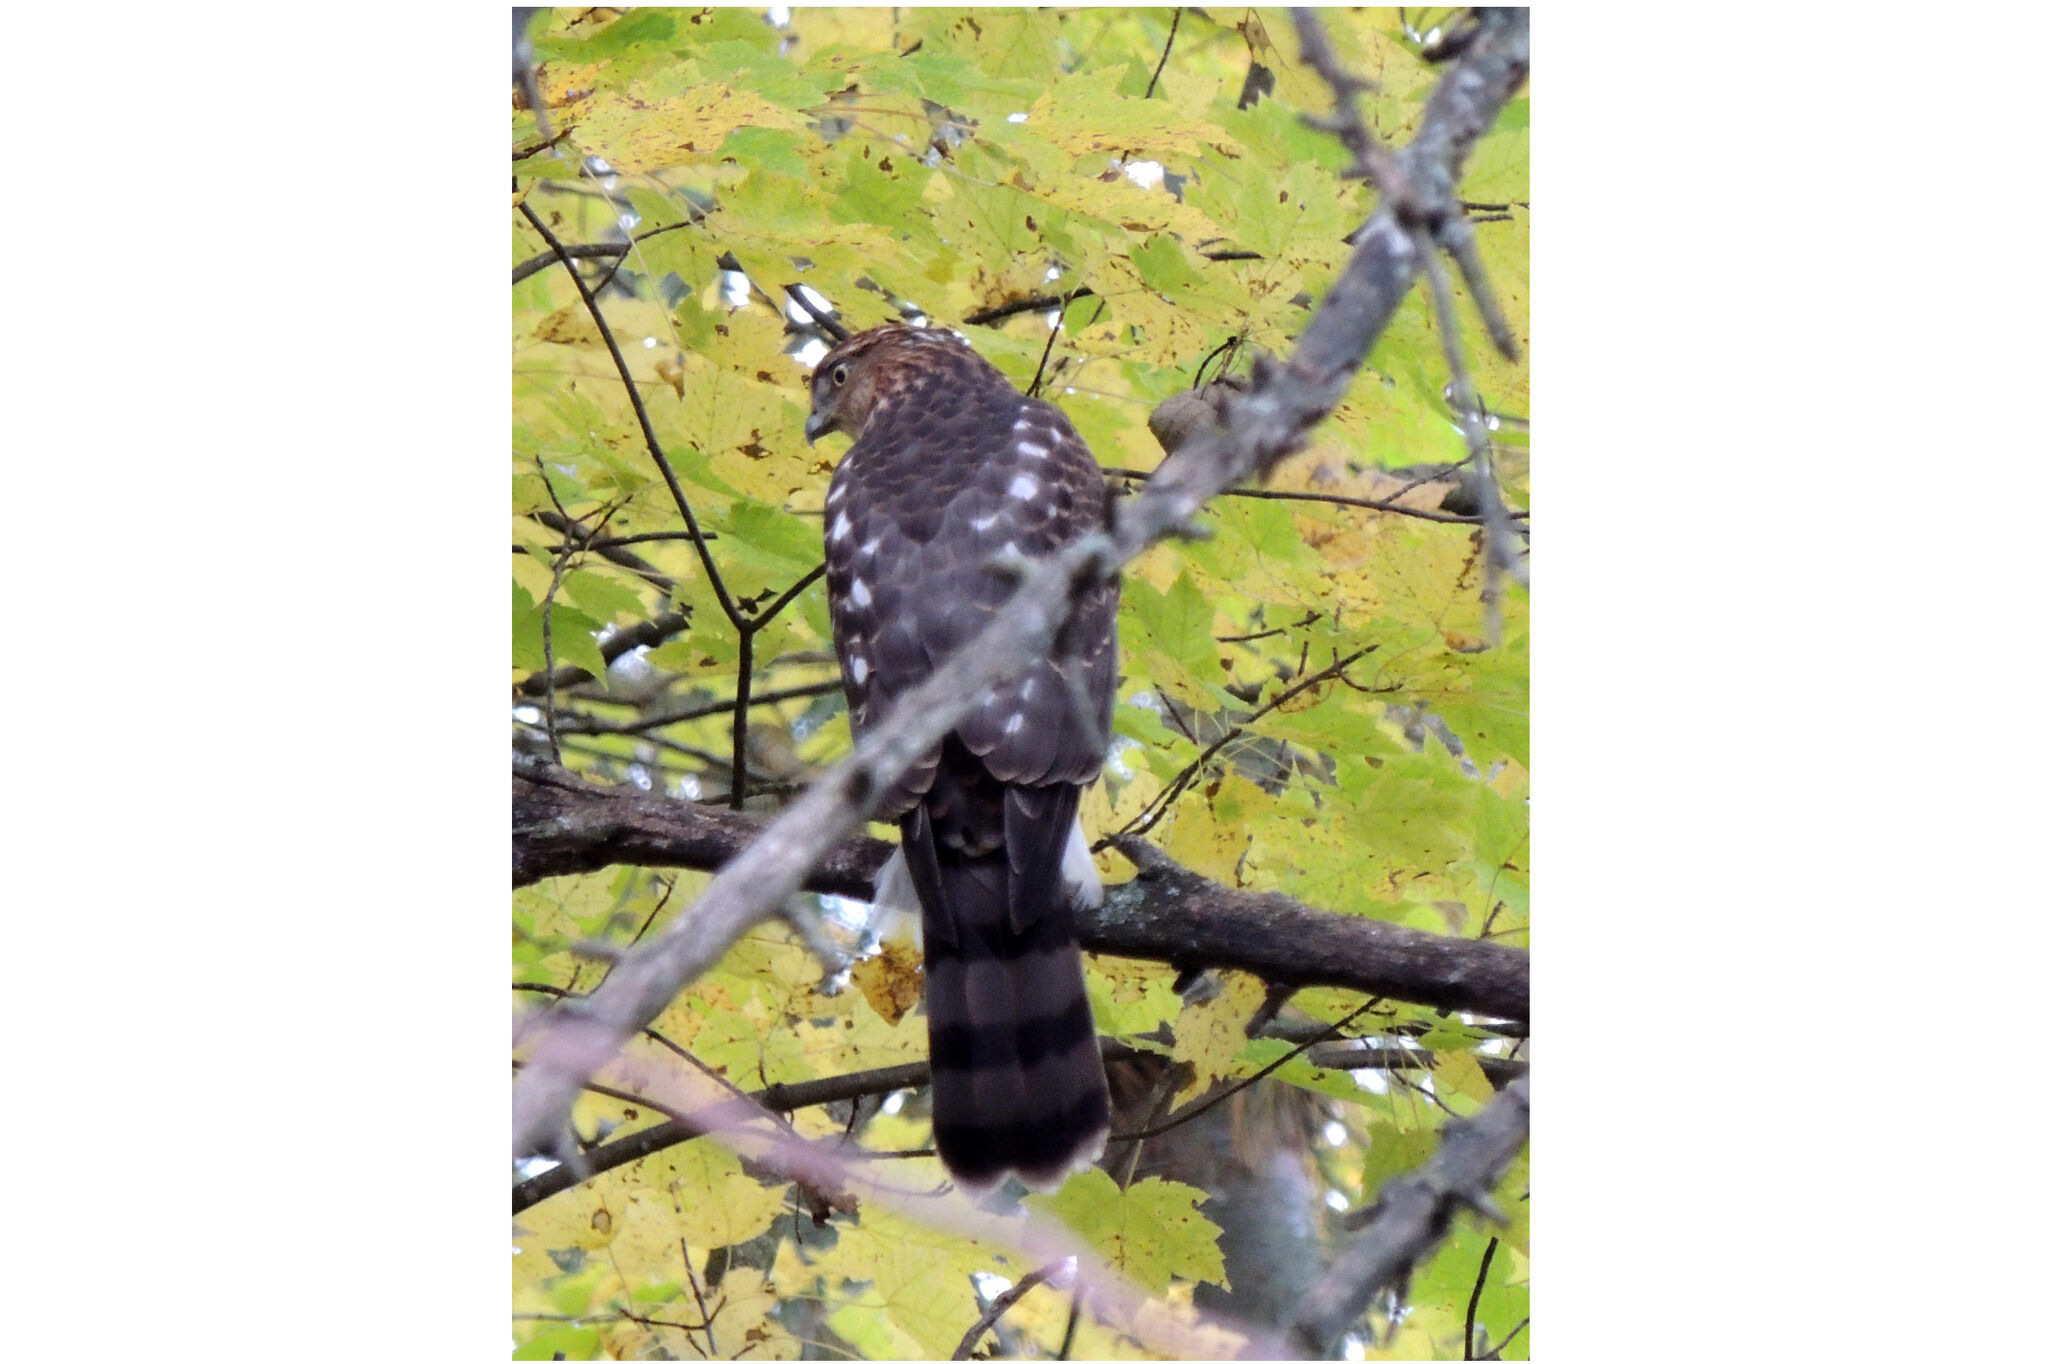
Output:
803,324,994,445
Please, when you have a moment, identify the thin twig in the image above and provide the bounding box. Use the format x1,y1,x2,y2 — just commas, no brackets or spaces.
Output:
528,528,721,552
1216,610,1321,645
1143,9,1183,101
514,609,693,698
729,630,754,808
511,221,695,285
1105,465,1524,526
1113,648,1374,840
753,562,829,627
538,531,572,764
547,680,840,738
603,875,678,987
534,485,625,762
783,282,850,343
1058,1291,1084,1360
962,288,1099,328
723,563,825,811
526,510,678,600
1116,1063,1185,1188
1481,1316,1528,1358
516,201,745,632
1464,1236,1500,1360
1027,290,1075,398
952,1263,1062,1360
960,239,1262,329
1108,999,1378,1144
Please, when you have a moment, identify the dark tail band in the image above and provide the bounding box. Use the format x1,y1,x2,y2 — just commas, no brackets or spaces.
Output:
920,856,1110,1191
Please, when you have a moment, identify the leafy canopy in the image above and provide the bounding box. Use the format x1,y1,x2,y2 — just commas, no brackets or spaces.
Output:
513,7,1527,1359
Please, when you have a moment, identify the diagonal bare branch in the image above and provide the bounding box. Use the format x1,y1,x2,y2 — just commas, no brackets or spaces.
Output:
534,1047,1291,1359
1288,1074,1530,1356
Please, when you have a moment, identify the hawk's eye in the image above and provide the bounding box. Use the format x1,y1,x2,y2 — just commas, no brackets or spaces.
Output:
831,364,850,387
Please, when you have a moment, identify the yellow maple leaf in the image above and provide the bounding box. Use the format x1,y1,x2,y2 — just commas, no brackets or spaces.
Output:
850,941,924,1027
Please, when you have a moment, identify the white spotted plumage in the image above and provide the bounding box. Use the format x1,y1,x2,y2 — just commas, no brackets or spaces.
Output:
806,323,1120,1194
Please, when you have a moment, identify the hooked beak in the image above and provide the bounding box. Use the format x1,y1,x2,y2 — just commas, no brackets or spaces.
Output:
803,411,829,446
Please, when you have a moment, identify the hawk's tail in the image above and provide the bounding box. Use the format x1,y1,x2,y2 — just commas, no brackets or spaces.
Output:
916,853,1111,1193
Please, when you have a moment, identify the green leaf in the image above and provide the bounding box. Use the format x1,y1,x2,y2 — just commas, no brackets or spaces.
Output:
511,582,545,672
1015,63,1225,161
807,1205,1006,1358
562,8,676,59
720,166,816,235
513,1322,602,1360
673,6,781,52
562,568,648,625
1131,233,1206,299
513,582,608,680
1333,750,1479,878
1361,1116,1438,1197
694,40,827,107
717,126,808,180
1026,1171,1227,1292
1123,569,1224,684
904,8,1064,85
1430,628,1530,767
828,144,936,235
722,498,821,572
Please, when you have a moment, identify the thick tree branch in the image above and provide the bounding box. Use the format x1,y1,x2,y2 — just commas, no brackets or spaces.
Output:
512,755,889,895
1288,1075,1530,1357
1096,838,1524,1019
511,9,1530,1159
512,759,1527,1023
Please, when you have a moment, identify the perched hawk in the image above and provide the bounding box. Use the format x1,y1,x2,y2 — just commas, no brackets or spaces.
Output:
805,324,1118,1192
